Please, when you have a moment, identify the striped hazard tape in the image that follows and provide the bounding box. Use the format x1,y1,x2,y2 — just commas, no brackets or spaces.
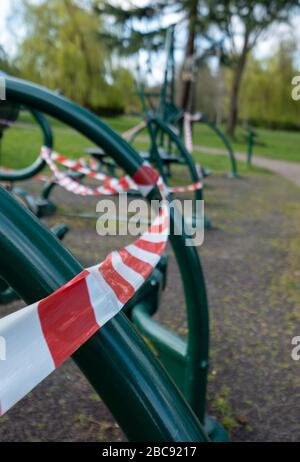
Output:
40,146,138,196
170,181,202,193
40,146,203,195
0,165,169,416
183,112,203,153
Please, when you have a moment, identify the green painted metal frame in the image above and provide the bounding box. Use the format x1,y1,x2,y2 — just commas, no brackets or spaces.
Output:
147,115,203,202
198,117,238,178
0,187,207,442
136,24,238,180
128,117,211,229
134,25,204,189
1,76,214,441
247,127,257,167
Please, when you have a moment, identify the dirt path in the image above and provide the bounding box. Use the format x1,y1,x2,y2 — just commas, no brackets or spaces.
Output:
194,143,300,188
0,170,300,441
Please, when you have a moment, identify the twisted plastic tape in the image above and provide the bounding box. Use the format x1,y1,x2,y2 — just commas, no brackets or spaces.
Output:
183,112,203,153
40,147,202,195
0,165,169,416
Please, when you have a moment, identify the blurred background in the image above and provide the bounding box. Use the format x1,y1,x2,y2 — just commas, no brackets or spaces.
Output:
1,0,300,136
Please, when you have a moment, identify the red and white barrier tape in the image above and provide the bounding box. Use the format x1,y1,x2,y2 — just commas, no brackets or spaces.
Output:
41,146,137,196
0,165,169,416
183,112,203,153
40,147,202,195
170,181,202,193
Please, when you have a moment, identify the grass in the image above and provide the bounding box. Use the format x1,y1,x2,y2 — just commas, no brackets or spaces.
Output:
104,115,300,164
1,112,299,172
102,115,300,164
105,115,300,164
192,123,300,163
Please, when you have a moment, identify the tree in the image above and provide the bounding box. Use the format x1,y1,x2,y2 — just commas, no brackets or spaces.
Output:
239,40,300,129
208,0,300,136
14,0,136,113
93,0,210,111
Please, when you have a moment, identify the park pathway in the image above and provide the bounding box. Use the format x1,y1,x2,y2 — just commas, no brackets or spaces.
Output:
194,144,300,188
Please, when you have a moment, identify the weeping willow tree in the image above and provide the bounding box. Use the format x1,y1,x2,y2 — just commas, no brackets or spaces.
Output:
15,0,136,113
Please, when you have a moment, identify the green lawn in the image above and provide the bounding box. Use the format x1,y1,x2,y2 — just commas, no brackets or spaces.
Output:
104,115,300,163
1,112,298,173
191,123,300,163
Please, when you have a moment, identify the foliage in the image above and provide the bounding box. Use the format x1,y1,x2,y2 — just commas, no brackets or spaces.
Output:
239,40,300,130
13,0,138,113
93,1,211,110
207,0,300,135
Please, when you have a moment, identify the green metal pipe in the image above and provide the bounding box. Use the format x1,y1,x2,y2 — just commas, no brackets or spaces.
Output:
0,186,208,442
4,76,210,424
203,120,238,177
6,78,142,178
147,116,203,204
201,119,238,178
132,302,187,390
247,129,256,166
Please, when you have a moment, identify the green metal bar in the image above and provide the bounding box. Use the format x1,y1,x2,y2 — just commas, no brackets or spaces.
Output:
4,75,210,424
0,186,208,442
147,116,203,203
200,119,238,178
0,109,52,182
0,279,18,304
132,302,187,391
3,75,212,435
6,78,142,178
247,128,255,166
132,119,211,420
159,26,176,120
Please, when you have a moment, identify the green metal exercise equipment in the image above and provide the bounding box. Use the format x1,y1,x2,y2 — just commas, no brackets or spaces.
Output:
247,127,257,167
1,76,230,441
135,25,238,179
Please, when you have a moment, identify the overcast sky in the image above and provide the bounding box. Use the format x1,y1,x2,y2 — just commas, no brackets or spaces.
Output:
0,0,12,51
1,0,299,82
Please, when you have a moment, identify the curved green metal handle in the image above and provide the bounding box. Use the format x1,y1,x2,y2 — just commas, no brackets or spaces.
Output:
200,118,238,178
0,108,52,182
147,115,203,201
3,75,211,439
0,186,208,442
128,115,203,203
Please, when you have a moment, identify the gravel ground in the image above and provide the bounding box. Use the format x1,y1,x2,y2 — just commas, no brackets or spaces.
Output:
0,168,300,442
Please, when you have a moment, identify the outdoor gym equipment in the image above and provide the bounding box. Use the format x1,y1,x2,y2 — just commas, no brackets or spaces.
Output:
136,25,238,179
85,27,205,220
0,221,68,305
0,76,229,441
247,127,258,166
0,187,206,442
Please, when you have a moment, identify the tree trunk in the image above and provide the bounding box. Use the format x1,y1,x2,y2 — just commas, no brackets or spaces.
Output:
227,39,249,137
180,0,198,111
